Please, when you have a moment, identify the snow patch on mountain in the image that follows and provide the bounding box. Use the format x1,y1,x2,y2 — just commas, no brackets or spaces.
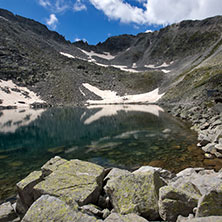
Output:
79,48,116,60
82,83,165,104
0,79,45,108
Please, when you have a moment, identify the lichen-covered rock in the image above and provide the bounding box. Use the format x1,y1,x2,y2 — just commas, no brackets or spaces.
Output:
104,213,149,222
16,170,42,212
104,168,131,182
80,204,103,217
41,156,68,177
133,166,176,184
34,159,105,209
177,215,222,222
0,202,18,222
159,182,201,222
196,185,222,217
21,195,101,222
104,170,165,220
175,168,222,195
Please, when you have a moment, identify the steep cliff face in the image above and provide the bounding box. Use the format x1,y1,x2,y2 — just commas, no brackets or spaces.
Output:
0,8,222,106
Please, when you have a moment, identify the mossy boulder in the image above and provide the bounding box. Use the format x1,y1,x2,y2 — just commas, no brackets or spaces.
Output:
196,184,222,217
104,170,165,220
33,159,105,209
159,182,201,222
104,213,148,222
21,195,101,222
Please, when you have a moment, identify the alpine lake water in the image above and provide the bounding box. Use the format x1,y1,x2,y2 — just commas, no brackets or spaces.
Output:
0,105,218,202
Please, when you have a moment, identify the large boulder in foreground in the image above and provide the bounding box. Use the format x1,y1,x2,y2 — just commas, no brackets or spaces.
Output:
159,181,201,222
104,213,149,222
196,185,222,217
22,195,101,222
104,169,165,220
33,158,105,209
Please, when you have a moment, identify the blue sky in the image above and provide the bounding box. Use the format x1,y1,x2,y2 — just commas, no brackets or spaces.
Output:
0,0,222,45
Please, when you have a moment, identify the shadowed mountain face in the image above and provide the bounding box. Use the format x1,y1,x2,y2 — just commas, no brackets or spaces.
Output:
0,8,222,106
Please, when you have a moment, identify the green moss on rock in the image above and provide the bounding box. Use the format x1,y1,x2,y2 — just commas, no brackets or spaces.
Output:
104,171,165,220
34,159,105,209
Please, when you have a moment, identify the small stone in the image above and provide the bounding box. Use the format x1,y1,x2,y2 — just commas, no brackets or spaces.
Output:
102,209,111,219
0,202,17,222
201,143,216,153
214,151,222,158
216,144,222,151
80,204,102,217
163,128,171,134
200,123,210,130
197,140,210,147
204,153,213,159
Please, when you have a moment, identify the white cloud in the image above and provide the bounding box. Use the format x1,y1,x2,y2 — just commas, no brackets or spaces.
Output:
39,0,51,7
46,14,58,29
54,0,69,12
145,29,153,33
74,37,87,42
38,0,70,13
89,0,145,23
74,0,87,11
88,0,222,25
75,37,81,42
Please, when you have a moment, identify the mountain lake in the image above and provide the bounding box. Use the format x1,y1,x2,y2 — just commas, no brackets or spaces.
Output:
0,105,216,202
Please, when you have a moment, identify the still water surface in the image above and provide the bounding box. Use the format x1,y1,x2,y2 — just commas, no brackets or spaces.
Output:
0,105,211,201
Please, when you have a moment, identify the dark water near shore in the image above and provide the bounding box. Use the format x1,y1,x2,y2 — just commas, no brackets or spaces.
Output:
0,105,217,201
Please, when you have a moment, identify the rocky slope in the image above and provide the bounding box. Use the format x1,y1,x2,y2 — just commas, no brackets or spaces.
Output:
0,8,222,107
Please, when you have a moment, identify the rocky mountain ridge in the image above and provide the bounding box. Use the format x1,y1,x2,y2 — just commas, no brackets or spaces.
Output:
0,8,222,106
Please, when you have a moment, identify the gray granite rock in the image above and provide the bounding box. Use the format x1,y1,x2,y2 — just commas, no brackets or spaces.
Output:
177,215,222,222
22,195,101,222
33,159,105,209
104,213,149,222
133,165,176,184
16,170,43,213
0,202,18,222
159,182,201,222
175,168,222,195
105,170,165,220
196,186,222,217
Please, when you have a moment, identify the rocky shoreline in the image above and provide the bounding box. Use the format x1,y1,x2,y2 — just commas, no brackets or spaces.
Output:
166,101,222,165
0,156,222,222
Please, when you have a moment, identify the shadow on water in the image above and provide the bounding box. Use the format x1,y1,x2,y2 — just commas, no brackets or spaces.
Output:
0,105,220,201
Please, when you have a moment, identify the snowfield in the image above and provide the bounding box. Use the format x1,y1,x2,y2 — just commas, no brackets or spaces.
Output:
0,79,45,108
82,83,165,104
